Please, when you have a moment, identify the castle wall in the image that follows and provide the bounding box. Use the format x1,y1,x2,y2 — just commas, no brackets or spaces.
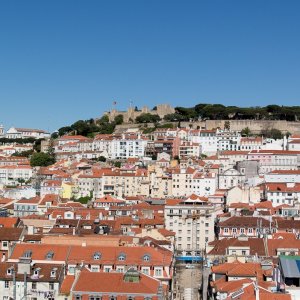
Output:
104,104,175,123
181,120,300,133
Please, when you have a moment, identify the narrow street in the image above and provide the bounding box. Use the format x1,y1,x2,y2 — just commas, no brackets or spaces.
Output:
172,263,202,300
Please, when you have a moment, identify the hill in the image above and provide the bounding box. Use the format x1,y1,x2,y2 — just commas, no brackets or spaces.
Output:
55,103,300,138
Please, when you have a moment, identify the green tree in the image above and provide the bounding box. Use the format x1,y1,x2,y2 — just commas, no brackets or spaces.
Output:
97,115,109,125
224,121,230,130
30,152,55,167
135,113,160,123
114,114,124,125
76,196,90,204
164,113,184,122
58,126,72,136
114,161,122,168
261,128,283,140
51,132,59,139
241,127,251,137
17,178,26,186
12,150,34,158
71,120,90,136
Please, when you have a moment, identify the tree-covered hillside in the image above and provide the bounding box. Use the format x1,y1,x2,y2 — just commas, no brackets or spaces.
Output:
56,104,300,138
165,104,300,122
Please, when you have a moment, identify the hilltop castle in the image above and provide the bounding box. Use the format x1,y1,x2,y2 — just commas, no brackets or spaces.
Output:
104,104,175,123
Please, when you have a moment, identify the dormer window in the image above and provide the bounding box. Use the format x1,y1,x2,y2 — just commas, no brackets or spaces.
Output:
143,254,151,262
7,267,13,276
118,253,126,261
93,252,101,260
23,250,32,258
50,267,57,278
33,268,41,277
46,251,54,260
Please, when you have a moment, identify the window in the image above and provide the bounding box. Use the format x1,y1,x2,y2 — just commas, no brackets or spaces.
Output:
118,253,126,261
75,296,81,300
23,250,32,258
89,297,102,300
32,282,37,289
91,266,99,272
49,283,54,290
46,251,54,260
2,241,8,248
93,252,101,260
155,268,162,276
143,254,151,262
4,281,9,289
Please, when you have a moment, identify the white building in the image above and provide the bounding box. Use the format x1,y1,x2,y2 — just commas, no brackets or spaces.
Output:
5,127,50,139
0,165,33,185
240,137,263,151
248,150,300,174
109,135,148,159
77,172,103,199
265,182,300,205
191,172,218,197
179,142,201,159
265,170,300,183
165,195,217,258
195,130,218,155
219,168,245,189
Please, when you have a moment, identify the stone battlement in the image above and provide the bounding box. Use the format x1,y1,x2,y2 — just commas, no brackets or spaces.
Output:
104,104,175,123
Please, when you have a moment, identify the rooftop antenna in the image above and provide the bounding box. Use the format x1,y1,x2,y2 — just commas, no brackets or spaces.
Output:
130,100,133,109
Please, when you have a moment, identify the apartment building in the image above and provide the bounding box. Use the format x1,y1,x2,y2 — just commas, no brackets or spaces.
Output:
0,165,32,185
248,150,300,174
265,182,300,205
165,196,218,260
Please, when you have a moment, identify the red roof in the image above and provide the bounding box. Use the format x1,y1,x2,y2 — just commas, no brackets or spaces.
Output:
73,269,163,296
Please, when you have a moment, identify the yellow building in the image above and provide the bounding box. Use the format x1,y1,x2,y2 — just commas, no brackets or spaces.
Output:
60,182,77,199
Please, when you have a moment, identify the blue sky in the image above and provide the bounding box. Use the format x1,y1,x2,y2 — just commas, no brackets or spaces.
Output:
0,1,300,132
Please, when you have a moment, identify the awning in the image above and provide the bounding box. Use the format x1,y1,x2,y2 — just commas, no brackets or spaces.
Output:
175,256,203,261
